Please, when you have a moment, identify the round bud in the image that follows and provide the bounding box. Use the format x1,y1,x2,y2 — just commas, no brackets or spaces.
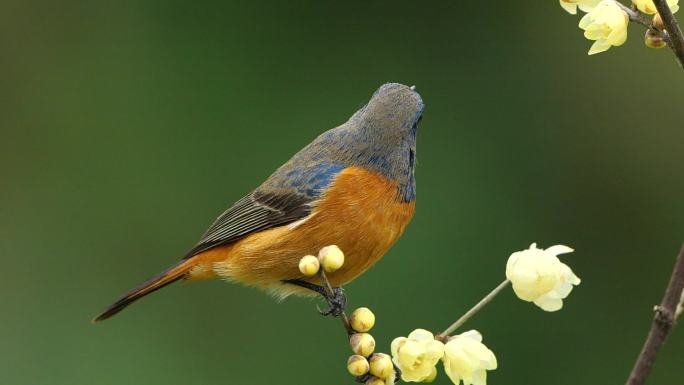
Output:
350,307,376,332
424,366,438,383
349,333,375,356
369,353,394,379
318,245,345,272
645,29,667,49
385,369,396,385
653,13,664,30
365,376,385,385
347,355,370,376
298,255,320,276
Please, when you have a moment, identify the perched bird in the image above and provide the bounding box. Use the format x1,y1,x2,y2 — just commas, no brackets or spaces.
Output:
93,83,424,322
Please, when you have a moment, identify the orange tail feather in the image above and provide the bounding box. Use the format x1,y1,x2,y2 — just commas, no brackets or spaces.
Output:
92,259,196,322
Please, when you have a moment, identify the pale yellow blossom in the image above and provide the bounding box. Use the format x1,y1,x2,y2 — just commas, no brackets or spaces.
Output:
559,0,601,14
506,243,580,311
391,329,445,382
579,0,629,55
632,0,679,14
442,330,497,385
423,367,438,383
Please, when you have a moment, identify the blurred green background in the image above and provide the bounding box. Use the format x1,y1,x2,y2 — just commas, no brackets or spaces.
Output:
2,1,683,384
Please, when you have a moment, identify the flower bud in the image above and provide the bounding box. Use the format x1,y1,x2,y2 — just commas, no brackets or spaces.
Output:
365,376,385,385
347,355,370,376
298,255,320,276
369,353,394,379
350,307,376,332
653,13,665,30
645,29,667,49
318,245,344,272
350,333,375,356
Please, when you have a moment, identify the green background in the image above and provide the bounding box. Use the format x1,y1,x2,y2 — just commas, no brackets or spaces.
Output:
2,1,683,384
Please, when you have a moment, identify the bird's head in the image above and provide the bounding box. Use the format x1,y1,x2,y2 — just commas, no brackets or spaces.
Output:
357,83,424,139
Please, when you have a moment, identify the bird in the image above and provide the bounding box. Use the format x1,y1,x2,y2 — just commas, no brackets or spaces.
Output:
93,82,424,322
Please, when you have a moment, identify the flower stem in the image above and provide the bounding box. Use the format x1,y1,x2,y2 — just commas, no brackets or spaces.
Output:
438,279,511,339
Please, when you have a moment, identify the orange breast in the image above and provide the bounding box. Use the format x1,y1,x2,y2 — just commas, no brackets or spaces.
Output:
198,166,415,295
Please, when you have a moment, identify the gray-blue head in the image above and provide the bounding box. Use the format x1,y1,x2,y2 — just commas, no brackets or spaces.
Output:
339,83,424,201
351,83,424,143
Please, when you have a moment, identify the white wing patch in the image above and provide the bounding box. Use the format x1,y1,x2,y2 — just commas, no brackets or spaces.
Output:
286,212,317,230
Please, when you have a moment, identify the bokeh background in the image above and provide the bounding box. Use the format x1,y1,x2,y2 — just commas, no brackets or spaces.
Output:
2,1,683,384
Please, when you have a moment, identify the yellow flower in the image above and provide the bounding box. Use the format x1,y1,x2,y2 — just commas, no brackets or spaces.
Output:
506,243,580,311
424,367,438,383
391,329,445,382
632,0,679,14
442,330,497,385
579,0,629,55
559,0,601,14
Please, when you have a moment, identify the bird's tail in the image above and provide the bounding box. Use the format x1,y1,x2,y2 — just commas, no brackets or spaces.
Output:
92,258,196,323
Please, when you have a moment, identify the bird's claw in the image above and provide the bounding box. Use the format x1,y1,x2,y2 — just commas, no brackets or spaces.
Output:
318,287,346,317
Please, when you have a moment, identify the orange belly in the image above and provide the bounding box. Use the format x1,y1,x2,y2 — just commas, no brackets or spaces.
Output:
187,166,415,297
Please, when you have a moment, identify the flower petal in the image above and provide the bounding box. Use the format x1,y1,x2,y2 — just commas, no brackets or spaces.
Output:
545,245,574,256
560,0,578,14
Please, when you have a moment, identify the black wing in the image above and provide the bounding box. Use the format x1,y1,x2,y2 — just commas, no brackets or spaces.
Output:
184,190,313,258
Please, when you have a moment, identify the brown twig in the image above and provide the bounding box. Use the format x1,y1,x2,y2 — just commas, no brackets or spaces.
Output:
625,242,684,385
653,0,684,68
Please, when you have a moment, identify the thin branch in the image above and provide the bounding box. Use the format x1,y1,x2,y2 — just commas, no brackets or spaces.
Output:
625,242,684,385
653,0,684,68
437,279,511,340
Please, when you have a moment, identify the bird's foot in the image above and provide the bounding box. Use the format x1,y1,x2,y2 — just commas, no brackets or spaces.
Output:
318,286,346,317
282,279,347,318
